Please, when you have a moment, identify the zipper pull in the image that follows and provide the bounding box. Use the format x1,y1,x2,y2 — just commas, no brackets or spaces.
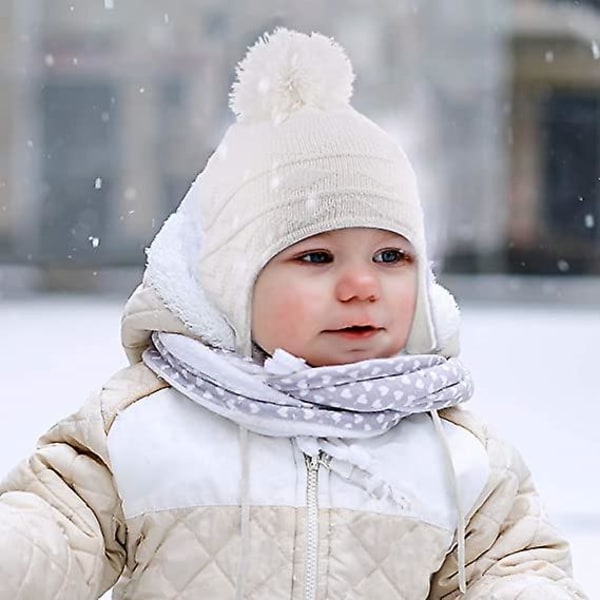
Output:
318,452,331,470
304,450,330,471
305,451,321,471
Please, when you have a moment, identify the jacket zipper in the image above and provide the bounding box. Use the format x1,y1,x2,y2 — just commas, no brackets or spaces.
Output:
304,451,329,600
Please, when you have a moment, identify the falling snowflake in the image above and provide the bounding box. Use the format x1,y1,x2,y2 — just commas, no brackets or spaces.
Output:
544,50,554,63
592,40,600,59
584,214,595,228
104,0,114,8
557,260,570,273
94,177,103,189
88,236,100,248
44,54,55,66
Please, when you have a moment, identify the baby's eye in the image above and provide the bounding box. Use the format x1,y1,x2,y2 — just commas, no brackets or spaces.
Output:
373,249,411,264
298,251,333,264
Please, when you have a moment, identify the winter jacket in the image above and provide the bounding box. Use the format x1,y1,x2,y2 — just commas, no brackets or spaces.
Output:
0,284,588,599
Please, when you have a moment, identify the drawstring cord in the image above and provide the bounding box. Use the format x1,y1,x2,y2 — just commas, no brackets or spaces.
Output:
430,411,467,595
298,437,410,510
236,426,251,600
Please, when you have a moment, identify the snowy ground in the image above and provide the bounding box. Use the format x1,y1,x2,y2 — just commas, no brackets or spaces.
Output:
1,296,597,596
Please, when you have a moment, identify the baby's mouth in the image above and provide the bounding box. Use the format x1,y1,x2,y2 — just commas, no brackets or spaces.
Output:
327,325,381,339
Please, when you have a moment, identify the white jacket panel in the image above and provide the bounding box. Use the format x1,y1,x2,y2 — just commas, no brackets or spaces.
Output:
107,387,489,532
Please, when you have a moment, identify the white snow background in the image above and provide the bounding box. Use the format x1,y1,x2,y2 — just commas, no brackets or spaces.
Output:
1,296,597,597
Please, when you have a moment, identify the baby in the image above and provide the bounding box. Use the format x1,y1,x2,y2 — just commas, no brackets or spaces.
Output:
0,28,587,600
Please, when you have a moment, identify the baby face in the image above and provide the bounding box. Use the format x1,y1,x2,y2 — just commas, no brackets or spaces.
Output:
252,228,417,366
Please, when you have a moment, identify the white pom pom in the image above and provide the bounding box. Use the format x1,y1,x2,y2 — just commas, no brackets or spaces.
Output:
230,28,355,124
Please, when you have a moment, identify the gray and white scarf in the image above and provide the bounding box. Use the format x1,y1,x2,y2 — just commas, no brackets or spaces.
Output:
143,331,473,505
144,331,472,438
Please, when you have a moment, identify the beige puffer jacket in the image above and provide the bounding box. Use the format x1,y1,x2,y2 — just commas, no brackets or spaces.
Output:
0,285,588,600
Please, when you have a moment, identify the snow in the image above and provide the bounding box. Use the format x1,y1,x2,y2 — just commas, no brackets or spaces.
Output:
459,303,599,596
0,296,597,596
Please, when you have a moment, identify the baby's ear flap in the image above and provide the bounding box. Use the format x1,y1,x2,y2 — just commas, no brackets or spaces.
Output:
428,270,461,357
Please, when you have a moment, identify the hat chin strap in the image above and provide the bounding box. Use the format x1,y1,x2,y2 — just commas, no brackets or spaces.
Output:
405,261,438,355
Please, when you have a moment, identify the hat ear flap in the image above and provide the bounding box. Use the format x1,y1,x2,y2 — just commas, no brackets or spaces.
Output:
428,273,461,357
145,175,236,350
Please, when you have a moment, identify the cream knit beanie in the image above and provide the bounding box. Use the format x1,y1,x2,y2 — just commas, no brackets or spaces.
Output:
146,28,460,358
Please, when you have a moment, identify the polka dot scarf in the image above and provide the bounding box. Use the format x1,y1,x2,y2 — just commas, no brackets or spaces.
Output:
143,332,473,440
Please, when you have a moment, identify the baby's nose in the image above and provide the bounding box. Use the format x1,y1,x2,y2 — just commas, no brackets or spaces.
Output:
335,267,380,302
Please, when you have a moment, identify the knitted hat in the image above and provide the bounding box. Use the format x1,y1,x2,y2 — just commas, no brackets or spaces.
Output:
145,28,460,358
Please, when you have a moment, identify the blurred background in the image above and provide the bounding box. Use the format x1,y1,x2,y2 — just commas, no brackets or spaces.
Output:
2,0,600,294
0,0,598,596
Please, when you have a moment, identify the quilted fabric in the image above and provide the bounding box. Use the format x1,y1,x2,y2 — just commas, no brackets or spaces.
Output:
112,506,453,599
429,410,587,600
120,283,193,365
116,507,297,599
327,509,451,599
0,363,166,600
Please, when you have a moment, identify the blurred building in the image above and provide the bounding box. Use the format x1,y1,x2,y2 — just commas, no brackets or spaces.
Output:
0,0,598,293
504,0,600,275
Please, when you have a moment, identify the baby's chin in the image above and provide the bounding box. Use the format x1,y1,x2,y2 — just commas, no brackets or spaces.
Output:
256,339,405,368
304,348,401,367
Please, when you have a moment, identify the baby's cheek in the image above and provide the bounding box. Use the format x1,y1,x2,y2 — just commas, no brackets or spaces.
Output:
271,288,317,339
